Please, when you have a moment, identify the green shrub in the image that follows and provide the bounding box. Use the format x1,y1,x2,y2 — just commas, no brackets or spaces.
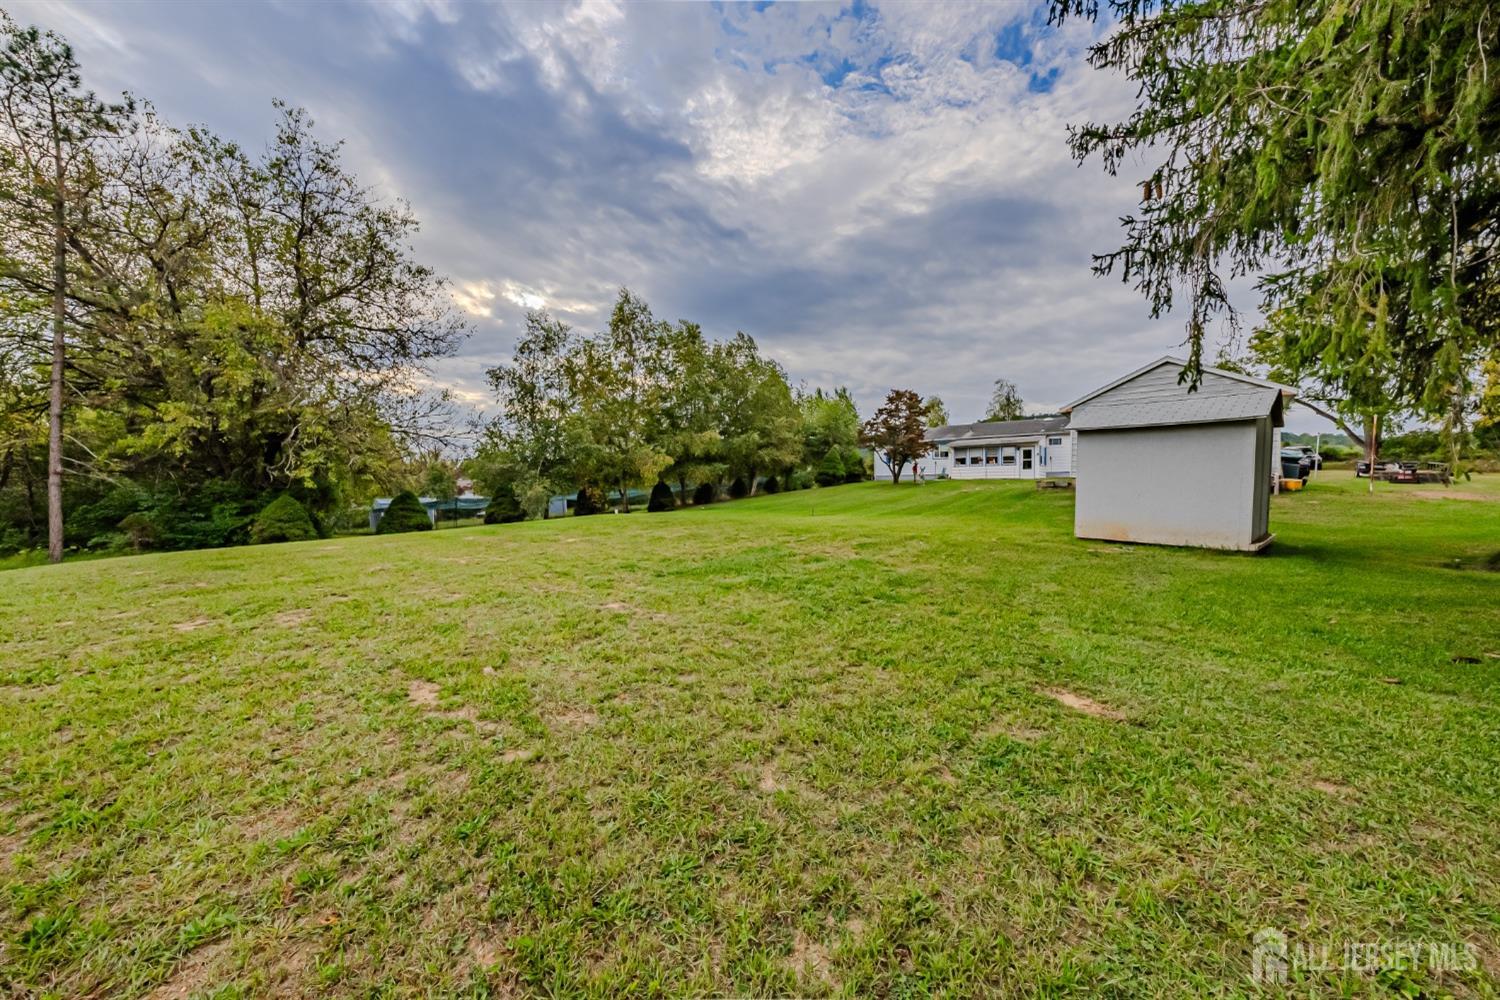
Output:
841,447,866,483
728,477,749,499
573,484,606,516
250,494,318,544
484,487,524,524
786,469,813,491
815,448,845,487
377,491,432,533
692,481,717,506
648,480,675,512
118,512,160,551
762,475,780,494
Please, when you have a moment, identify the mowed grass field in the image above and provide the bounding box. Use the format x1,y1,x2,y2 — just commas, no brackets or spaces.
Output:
2,473,1498,998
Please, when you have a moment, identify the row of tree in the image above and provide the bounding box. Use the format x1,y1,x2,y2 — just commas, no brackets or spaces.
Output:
473,289,883,514
0,14,461,558
0,10,941,557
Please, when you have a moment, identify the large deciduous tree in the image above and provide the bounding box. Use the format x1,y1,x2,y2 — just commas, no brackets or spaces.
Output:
862,388,927,484
800,386,860,468
563,289,674,512
922,395,949,428
0,12,134,561
1051,0,1500,431
483,308,575,506
983,378,1024,422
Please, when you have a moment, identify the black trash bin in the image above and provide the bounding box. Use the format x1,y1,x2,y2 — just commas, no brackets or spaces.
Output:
1279,449,1311,481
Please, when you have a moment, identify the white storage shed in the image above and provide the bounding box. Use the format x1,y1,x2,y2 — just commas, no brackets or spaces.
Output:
1062,358,1294,551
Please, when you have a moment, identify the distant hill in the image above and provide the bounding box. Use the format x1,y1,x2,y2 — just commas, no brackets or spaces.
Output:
1283,431,1353,449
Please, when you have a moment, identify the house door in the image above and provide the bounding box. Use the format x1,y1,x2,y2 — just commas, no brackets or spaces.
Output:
1022,448,1034,474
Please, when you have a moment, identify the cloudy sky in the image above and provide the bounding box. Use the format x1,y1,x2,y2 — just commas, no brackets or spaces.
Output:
16,0,1313,429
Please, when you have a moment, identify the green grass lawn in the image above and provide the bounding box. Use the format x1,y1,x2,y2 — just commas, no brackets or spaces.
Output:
2,472,1498,998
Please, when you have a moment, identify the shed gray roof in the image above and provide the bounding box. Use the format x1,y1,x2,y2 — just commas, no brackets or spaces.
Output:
1064,357,1292,431
926,415,1069,445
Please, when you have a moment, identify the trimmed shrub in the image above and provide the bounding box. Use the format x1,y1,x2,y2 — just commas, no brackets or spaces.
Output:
815,448,845,487
251,494,318,544
728,477,749,499
786,469,813,491
377,490,432,534
841,447,866,483
762,475,780,494
648,480,675,512
484,487,524,524
692,481,718,506
573,484,606,516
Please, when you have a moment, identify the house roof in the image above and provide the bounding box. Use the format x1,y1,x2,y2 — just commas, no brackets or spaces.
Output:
926,416,1069,444
1063,357,1293,431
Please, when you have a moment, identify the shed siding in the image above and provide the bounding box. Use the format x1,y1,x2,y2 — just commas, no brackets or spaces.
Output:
1075,423,1260,549
1250,416,1271,542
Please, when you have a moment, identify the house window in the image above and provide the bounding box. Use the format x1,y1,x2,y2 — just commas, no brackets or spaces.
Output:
985,447,998,465
1002,447,1016,466
938,449,949,459
1048,436,1063,446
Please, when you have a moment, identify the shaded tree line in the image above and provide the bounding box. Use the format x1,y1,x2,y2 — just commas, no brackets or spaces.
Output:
0,13,461,558
476,289,868,516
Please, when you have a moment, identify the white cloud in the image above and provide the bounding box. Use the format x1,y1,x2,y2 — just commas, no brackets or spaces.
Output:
8,0,1272,427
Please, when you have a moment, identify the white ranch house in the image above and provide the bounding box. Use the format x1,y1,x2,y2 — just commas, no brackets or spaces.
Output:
873,416,1075,481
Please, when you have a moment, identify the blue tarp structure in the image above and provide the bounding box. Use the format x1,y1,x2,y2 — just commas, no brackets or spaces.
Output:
369,495,489,531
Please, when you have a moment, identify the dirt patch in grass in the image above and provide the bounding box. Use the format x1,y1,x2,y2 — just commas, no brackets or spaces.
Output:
469,932,506,968
407,679,441,707
407,679,503,734
549,706,599,729
273,609,312,627
789,929,835,987
758,764,783,793
145,936,233,1000
979,720,1044,743
1409,490,1494,502
172,617,216,632
1041,687,1126,721
598,600,669,622
1311,779,1354,798
242,806,301,843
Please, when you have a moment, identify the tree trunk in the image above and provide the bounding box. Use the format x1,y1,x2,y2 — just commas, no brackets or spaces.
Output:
48,197,66,563
746,467,757,497
1365,413,1380,494
619,477,629,513
677,475,688,507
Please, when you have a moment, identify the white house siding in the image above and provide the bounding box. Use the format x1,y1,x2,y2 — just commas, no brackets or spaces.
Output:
874,429,1075,481
949,441,1039,479
1074,421,1266,549
1040,431,1073,476
874,449,946,480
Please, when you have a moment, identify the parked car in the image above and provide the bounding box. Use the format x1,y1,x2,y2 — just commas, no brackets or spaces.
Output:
1291,445,1322,470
